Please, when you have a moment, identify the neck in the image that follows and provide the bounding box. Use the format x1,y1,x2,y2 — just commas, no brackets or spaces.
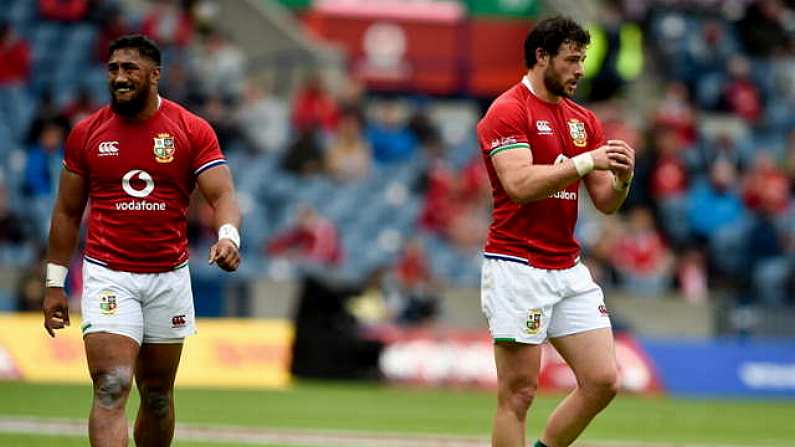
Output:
128,92,161,121
526,70,561,104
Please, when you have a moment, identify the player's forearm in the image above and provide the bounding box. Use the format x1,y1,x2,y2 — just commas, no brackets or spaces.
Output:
209,191,241,230
589,173,631,214
46,210,82,267
506,161,582,203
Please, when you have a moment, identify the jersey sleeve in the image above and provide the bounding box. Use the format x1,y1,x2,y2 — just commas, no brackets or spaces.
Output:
477,99,530,157
190,116,227,176
63,122,89,176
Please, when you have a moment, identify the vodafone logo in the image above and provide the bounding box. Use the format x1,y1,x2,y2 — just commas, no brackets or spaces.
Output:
122,170,154,198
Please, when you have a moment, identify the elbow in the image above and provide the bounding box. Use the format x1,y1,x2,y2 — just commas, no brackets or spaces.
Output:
595,200,619,215
504,184,533,204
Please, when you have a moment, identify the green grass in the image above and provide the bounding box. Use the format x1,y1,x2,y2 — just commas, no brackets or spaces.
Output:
0,381,794,446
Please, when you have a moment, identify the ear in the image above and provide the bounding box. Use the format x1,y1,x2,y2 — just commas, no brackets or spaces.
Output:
535,47,549,66
150,65,161,84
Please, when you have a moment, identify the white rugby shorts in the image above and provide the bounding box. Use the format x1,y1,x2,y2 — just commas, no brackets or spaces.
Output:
481,257,611,344
80,260,196,345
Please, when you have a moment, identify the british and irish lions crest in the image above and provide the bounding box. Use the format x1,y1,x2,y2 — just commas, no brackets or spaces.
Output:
567,119,587,148
99,290,117,315
153,133,176,163
526,308,542,335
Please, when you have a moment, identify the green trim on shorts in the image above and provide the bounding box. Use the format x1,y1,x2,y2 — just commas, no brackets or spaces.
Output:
494,337,516,343
489,143,529,157
81,323,92,333
173,260,189,270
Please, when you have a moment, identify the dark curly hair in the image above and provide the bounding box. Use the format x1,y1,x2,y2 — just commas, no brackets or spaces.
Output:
524,16,590,68
108,34,161,66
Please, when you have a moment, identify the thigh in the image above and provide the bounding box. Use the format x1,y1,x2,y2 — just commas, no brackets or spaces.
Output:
481,258,557,344
494,341,543,389
548,327,617,383
141,266,196,344
85,333,139,382
81,262,144,345
135,343,183,389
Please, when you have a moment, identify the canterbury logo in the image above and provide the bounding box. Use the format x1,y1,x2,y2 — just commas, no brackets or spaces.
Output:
122,169,154,198
98,141,119,156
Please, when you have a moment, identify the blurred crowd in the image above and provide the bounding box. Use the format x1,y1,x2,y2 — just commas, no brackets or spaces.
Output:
1,0,794,317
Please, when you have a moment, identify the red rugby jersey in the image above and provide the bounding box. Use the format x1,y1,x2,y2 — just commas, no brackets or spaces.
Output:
476,77,605,269
63,98,226,273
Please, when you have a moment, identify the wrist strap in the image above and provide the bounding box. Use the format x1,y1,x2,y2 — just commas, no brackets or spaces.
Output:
218,224,240,249
46,263,68,288
572,153,594,177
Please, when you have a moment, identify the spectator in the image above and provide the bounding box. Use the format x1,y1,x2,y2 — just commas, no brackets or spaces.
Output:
738,0,793,57
160,59,201,107
325,108,371,182
267,205,342,266
291,74,339,133
0,22,30,86
720,55,763,124
649,126,688,201
686,159,746,243
94,6,130,63
653,82,697,146
200,95,240,149
742,152,791,215
38,0,89,22
25,90,70,146
281,130,325,175
193,29,246,100
389,238,440,325
366,101,417,163
23,121,64,199
611,207,674,296
237,80,289,153
141,0,194,48
63,87,99,126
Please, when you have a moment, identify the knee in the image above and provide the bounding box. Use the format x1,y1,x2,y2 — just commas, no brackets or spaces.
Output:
580,370,620,402
499,377,538,416
92,368,133,410
139,385,173,418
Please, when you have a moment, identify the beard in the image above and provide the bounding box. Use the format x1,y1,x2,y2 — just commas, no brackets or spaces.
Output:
543,67,571,98
109,82,151,117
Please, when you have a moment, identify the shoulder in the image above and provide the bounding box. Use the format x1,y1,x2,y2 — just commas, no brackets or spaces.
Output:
67,105,111,145
478,85,529,133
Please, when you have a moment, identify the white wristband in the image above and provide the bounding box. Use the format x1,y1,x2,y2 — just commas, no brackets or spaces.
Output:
46,263,68,288
571,152,594,177
612,173,633,192
218,224,240,249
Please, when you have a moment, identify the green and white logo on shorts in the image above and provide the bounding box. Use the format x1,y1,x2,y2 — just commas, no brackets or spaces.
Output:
526,309,542,334
98,290,117,315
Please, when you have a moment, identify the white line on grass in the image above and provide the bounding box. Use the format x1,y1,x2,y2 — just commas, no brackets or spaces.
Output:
0,416,759,447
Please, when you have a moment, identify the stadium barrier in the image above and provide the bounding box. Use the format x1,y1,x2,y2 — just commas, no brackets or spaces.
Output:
640,338,795,398
0,314,292,388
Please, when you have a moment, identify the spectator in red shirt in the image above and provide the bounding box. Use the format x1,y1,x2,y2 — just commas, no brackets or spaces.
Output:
267,205,342,266
141,0,194,48
38,0,89,22
742,152,791,215
0,23,30,86
291,74,339,133
721,55,762,123
649,127,688,200
63,88,99,127
612,207,674,296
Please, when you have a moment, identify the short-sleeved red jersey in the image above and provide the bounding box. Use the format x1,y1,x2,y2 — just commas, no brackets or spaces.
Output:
64,98,226,273
476,77,605,269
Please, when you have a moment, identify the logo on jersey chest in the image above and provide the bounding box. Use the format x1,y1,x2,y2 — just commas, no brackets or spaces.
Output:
536,120,553,135
98,141,119,157
153,133,176,163
567,119,587,147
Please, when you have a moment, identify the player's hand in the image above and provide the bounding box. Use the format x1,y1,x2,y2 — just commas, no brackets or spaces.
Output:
588,144,615,171
208,239,240,272
43,288,70,338
605,139,635,181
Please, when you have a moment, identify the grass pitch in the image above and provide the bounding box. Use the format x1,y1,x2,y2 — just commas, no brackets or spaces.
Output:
0,381,793,446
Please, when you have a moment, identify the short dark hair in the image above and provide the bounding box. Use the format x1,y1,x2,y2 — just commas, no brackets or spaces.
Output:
108,34,161,66
524,16,590,68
